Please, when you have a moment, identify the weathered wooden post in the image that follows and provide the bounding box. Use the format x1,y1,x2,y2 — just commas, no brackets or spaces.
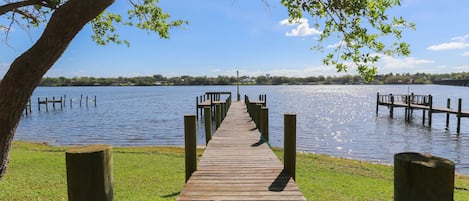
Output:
204,107,212,145
457,98,462,133
390,94,394,118
406,95,411,122
263,94,267,107
215,103,221,129
196,96,199,119
94,96,97,107
80,94,83,107
37,97,41,111
184,115,197,182
86,96,89,107
394,152,454,201
446,98,451,129
255,104,262,130
284,113,297,180
66,144,113,201
261,107,269,141
45,97,49,111
376,92,379,116
428,95,433,127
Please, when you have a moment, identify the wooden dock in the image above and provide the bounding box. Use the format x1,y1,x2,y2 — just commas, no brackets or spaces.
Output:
178,101,306,201
377,93,469,133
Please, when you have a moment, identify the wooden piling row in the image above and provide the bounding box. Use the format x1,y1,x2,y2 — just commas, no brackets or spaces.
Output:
377,93,468,133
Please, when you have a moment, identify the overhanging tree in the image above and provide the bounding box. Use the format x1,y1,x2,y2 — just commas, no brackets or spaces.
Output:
282,0,414,82
0,0,186,180
0,0,413,180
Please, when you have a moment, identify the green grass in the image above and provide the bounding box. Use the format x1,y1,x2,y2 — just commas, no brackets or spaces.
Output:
1,141,469,200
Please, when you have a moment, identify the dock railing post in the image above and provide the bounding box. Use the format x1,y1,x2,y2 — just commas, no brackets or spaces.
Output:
184,115,197,182
394,152,454,201
215,104,221,129
457,98,462,133
261,107,269,142
204,107,212,145
66,144,113,201
446,98,451,129
284,113,297,180
255,104,262,130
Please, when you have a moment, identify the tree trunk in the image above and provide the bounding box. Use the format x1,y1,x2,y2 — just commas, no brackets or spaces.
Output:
0,0,115,180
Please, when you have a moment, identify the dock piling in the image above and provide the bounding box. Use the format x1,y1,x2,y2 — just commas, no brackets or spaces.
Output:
284,113,297,180
204,107,212,144
446,99,451,129
457,98,462,134
184,115,197,183
261,107,269,142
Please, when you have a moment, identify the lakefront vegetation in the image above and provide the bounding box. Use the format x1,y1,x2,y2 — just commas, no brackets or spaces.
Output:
39,72,469,86
2,141,469,201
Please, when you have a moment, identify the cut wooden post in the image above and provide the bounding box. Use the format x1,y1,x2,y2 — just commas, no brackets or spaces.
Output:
284,113,297,180
184,115,197,182
446,98,451,129
66,144,113,201
261,107,269,142
94,96,97,106
457,98,462,133
394,152,454,201
204,107,212,145
45,97,48,111
215,104,221,129
422,109,426,125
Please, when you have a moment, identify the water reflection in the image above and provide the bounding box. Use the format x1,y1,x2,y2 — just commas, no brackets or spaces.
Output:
15,85,469,173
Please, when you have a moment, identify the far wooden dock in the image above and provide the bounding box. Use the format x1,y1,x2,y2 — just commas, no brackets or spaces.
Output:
178,101,306,201
377,93,469,133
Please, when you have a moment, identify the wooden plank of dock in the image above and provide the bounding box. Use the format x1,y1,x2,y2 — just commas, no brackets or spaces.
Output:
178,102,306,201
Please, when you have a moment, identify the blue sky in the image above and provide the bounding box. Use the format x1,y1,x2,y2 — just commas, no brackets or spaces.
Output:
1,0,469,78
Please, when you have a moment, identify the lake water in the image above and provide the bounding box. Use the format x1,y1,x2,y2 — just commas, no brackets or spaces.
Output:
15,85,469,173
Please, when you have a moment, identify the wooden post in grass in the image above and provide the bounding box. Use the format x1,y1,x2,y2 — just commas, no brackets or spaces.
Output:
284,113,297,180
261,107,269,141
394,152,454,201
184,115,197,182
66,144,113,201
204,107,212,144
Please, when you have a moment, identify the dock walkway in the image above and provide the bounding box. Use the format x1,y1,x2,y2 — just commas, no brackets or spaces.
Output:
177,102,306,201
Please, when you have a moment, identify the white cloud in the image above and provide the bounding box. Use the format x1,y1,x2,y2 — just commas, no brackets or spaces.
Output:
279,18,321,37
427,34,469,51
380,55,434,70
462,52,469,56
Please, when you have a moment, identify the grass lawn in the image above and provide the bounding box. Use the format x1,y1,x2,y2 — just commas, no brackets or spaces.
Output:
1,141,469,200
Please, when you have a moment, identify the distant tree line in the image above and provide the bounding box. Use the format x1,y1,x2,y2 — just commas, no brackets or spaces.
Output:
38,72,469,86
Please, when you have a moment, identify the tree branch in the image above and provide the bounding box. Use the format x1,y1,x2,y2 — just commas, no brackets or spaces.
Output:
0,0,43,15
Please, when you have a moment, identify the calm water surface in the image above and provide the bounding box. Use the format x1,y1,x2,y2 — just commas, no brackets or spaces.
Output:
15,85,469,173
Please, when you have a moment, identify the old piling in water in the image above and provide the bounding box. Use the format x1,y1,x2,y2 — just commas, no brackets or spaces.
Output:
457,98,462,133
284,113,297,180
394,152,454,201
184,115,197,182
446,98,451,129
66,144,113,201
215,103,221,129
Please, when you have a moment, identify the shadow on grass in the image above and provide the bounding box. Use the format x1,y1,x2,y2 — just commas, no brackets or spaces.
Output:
161,192,180,198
